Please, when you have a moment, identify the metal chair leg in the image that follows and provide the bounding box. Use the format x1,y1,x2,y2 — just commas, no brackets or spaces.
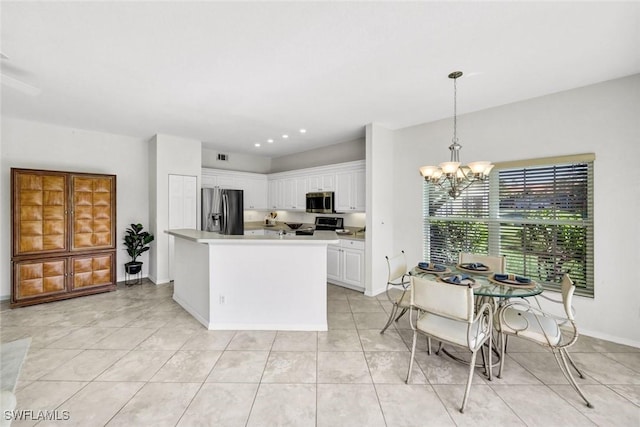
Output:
460,350,478,413
394,307,408,322
498,332,506,378
558,349,593,408
405,330,418,383
552,348,593,408
564,349,586,378
380,304,398,334
487,335,493,381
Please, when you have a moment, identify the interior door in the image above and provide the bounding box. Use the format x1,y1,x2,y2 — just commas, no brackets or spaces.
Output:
168,174,198,280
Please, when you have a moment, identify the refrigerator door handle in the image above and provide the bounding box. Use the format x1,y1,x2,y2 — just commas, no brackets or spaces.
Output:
222,192,229,234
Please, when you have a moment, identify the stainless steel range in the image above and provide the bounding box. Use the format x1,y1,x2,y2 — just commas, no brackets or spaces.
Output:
314,216,344,231
294,217,344,235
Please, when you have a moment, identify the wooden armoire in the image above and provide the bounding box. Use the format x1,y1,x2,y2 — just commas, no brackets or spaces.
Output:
11,168,117,307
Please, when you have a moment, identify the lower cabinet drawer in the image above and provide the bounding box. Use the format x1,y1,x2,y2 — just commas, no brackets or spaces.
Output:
340,239,365,250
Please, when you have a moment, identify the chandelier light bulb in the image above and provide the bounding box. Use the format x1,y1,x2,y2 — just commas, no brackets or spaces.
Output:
468,161,491,174
419,165,439,178
439,162,460,175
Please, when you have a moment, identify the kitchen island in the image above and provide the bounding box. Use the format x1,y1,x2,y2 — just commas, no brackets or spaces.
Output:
166,229,339,331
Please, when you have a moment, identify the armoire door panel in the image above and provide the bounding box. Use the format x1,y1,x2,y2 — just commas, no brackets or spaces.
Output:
71,175,115,251
13,170,68,256
15,259,67,298
71,253,114,290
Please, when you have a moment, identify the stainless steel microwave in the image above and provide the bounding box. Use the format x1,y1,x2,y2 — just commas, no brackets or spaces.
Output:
306,192,334,213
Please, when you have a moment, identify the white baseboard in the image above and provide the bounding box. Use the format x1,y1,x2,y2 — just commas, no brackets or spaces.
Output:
580,327,640,349
205,323,328,331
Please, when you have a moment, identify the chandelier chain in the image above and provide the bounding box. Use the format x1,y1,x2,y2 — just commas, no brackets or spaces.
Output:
452,75,457,144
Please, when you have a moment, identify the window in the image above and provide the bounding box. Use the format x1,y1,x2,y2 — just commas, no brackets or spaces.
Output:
423,154,594,297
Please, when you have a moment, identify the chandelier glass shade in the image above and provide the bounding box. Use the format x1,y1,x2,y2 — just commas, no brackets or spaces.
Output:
419,71,493,198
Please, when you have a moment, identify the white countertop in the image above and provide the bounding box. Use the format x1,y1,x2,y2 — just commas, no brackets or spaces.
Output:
167,229,340,245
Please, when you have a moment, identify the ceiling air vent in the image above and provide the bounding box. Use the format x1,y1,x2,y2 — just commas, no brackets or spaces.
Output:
217,153,229,161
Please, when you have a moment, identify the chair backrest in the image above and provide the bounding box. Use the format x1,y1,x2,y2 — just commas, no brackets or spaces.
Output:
410,276,474,323
386,251,407,283
459,252,506,273
561,274,576,321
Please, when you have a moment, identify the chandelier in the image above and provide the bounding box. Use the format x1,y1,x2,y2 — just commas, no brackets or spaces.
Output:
419,71,493,198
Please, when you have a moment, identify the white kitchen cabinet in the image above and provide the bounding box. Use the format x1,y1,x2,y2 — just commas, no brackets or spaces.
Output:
280,176,307,210
202,169,268,210
267,180,278,209
201,174,217,188
327,244,342,283
327,239,364,291
308,173,335,192
209,160,365,212
238,177,268,210
335,169,365,212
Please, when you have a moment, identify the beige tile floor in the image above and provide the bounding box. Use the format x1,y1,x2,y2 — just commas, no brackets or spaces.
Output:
1,281,639,426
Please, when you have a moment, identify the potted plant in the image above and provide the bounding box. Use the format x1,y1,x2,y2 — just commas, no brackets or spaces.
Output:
123,223,155,274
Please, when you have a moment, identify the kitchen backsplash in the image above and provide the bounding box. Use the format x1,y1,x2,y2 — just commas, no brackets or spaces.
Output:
244,210,366,228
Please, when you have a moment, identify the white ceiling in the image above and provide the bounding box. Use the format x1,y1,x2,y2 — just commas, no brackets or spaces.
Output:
1,1,639,157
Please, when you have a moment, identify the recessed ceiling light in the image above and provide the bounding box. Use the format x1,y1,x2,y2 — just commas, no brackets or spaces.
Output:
299,129,307,134
254,143,261,147
282,134,289,139
267,139,274,143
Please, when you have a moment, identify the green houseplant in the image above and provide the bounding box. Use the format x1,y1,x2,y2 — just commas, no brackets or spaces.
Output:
123,223,155,274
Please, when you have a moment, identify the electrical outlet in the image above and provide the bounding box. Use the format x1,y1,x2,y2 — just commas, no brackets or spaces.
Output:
219,295,225,305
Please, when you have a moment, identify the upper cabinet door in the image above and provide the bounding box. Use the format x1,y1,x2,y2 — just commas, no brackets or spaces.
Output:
335,169,365,212
70,174,116,251
308,173,335,192
12,169,69,257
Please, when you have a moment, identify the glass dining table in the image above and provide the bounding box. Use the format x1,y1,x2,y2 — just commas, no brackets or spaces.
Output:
408,264,544,367
408,265,544,301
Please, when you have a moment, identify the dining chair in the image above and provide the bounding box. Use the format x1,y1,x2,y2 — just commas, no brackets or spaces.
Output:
496,274,592,407
380,251,411,334
458,252,506,273
405,275,493,413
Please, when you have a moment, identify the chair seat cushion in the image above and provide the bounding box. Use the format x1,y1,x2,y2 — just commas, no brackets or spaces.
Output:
500,307,561,346
417,313,487,348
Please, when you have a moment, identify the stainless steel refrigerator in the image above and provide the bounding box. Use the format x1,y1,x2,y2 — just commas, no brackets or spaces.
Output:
201,188,244,235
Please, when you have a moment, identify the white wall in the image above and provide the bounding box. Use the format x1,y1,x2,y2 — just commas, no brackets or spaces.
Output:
391,74,640,346
0,117,150,298
365,124,395,297
271,138,365,173
149,134,202,285
202,147,271,173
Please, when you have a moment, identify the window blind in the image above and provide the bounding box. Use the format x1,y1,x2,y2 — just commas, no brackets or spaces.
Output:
424,156,594,297
423,179,489,265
